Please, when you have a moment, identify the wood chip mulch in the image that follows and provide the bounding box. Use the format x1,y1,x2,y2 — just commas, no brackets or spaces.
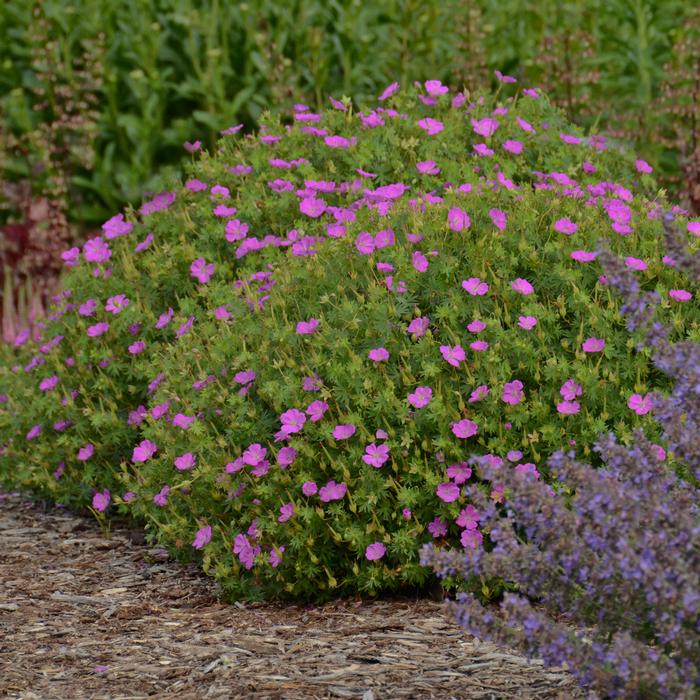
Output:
0,491,581,700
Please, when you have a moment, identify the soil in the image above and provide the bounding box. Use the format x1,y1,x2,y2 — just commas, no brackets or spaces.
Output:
0,491,581,700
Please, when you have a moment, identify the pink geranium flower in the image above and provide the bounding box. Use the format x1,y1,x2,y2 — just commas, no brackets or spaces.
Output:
461,529,483,549
174,452,196,470
557,401,581,415
406,316,429,337
92,490,110,512
378,82,399,101
133,439,157,463
554,218,577,235
192,525,212,549
87,322,109,338
363,443,390,468
408,386,433,409
462,277,489,295
172,413,196,430
517,315,538,330
560,379,583,401
571,250,598,263
503,139,523,155
365,542,387,561
105,294,129,314
368,347,389,362
319,480,347,502
424,79,448,96
278,502,295,523
628,393,653,416
428,517,448,538
448,207,470,231
299,197,326,218
467,319,486,333
471,117,499,138
440,345,465,367
451,419,478,439
669,289,692,302
77,443,94,461
296,318,319,335
280,408,306,434
278,447,297,468
417,118,444,135
468,385,489,403
456,505,480,529
190,258,215,283
582,337,605,353
502,380,524,405
333,423,356,440
436,482,461,503
302,481,318,496
469,340,489,351
416,160,440,175
511,278,534,295
625,256,648,271
306,400,329,422
412,251,429,272
447,462,472,484
635,159,653,174
489,208,507,230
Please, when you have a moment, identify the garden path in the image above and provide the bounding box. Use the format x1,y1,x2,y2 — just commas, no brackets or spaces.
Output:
0,491,579,700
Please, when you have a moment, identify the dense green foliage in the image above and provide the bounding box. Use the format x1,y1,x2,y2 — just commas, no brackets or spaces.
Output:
1,84,697,601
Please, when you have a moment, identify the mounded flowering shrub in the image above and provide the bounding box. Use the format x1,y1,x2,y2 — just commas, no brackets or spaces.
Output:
422,218,700,698
0,79,698,600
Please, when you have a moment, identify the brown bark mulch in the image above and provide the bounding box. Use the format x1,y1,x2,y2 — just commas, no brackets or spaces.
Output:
0,491,580,700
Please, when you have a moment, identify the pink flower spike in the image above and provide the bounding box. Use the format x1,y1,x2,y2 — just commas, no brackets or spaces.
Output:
451,419,478,439
628,393,653,416
365,542,387,561
582,337,605,353
511,278,534,295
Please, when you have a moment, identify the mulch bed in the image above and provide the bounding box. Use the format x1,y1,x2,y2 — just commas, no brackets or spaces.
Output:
0,491,580,699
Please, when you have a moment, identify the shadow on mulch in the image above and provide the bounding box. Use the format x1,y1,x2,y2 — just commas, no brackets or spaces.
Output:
0,491,580,700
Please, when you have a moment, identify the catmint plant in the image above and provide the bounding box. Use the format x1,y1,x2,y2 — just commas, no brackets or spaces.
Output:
422,215,700,698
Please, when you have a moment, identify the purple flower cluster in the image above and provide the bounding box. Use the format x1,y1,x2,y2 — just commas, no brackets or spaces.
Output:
422,218,700,698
